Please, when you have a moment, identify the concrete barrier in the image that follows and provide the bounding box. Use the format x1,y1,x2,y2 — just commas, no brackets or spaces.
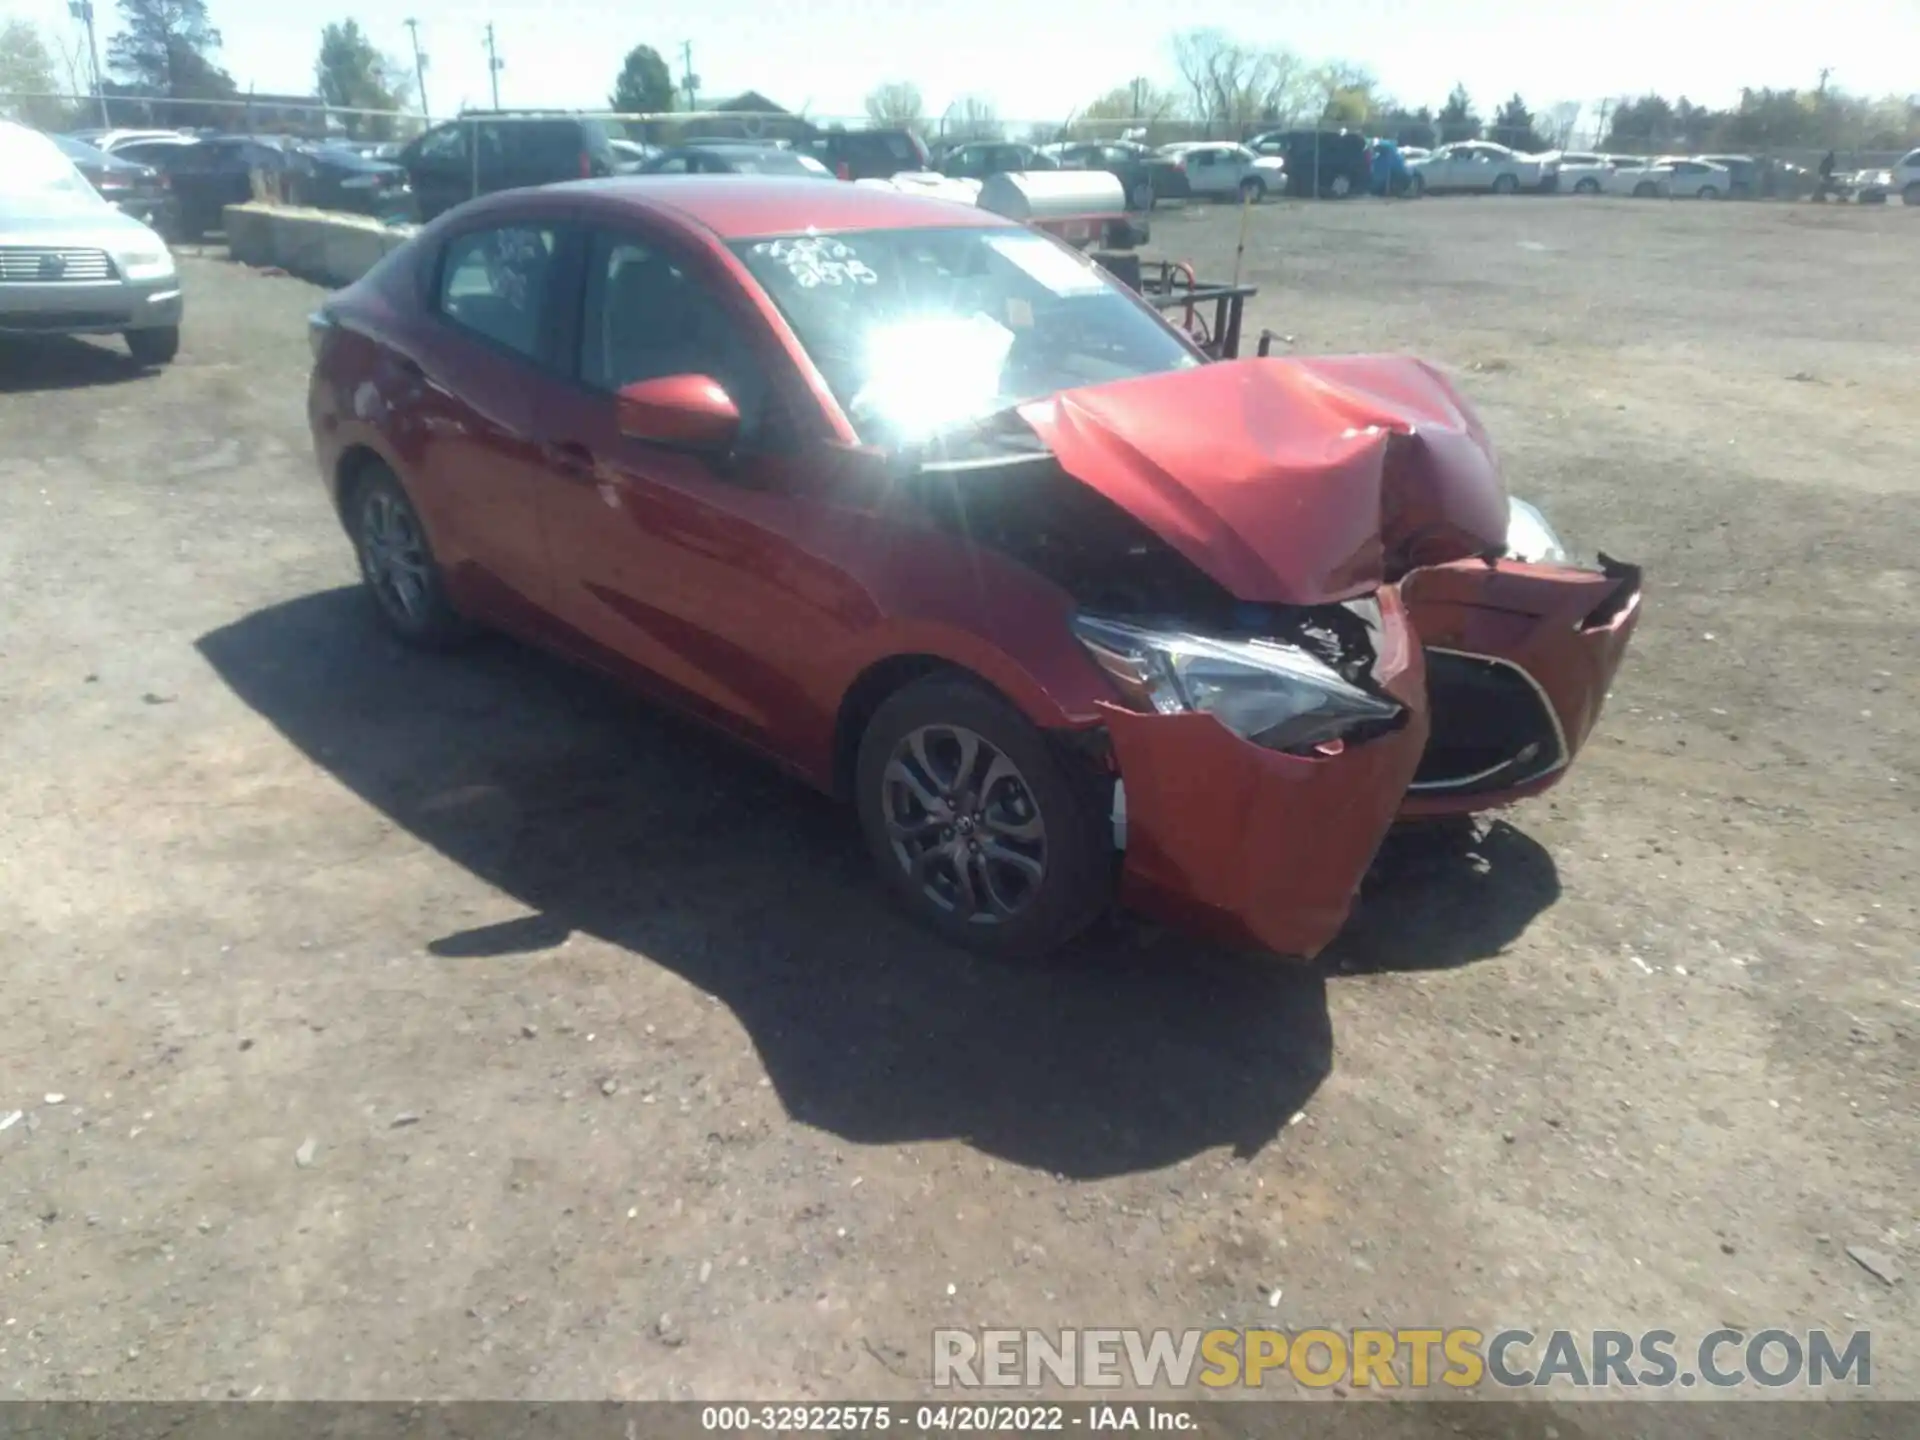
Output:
221,203,418,287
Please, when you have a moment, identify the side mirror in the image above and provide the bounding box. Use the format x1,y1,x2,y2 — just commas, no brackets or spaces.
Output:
615,374,741,453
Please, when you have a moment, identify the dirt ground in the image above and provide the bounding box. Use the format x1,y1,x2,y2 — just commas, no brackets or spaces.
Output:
1,196,1915,1405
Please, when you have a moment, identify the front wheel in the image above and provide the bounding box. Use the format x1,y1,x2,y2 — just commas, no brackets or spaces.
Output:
1574,177,1601,195
125,326,179,366
855,675,1113,959
1633,181,1658,198
1492,173,1520,195
1238,176,1266,203
350,465,470,647
1697,185,1719,200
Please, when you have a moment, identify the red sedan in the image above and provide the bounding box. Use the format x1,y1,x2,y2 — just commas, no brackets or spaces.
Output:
306,177,1640,960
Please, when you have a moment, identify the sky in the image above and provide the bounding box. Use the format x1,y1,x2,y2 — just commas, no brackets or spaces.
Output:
20,0,1920,129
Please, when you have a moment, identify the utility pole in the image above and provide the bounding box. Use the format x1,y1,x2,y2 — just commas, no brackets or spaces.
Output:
679,41,698,111
404,18,430,121
67,1,109,129
1817,67,1832,97
1592,97,1614,150
484,23,502,109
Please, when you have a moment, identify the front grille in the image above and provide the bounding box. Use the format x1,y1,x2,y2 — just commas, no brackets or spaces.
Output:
1411,649,1564,795
0,247,117,282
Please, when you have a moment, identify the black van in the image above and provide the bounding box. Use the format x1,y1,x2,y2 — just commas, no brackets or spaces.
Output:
1251,129,1370,198
399,112,619,221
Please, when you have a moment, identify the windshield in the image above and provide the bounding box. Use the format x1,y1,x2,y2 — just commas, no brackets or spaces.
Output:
0,133,106,213
730,225,1200,444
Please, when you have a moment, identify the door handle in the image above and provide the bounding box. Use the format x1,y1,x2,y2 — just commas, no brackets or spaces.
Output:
541,439,597,480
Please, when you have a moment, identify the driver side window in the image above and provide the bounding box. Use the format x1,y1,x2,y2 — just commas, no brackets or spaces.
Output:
579,232,772,444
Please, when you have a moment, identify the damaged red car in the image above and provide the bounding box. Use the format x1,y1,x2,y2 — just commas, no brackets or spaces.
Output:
306,177,1641,959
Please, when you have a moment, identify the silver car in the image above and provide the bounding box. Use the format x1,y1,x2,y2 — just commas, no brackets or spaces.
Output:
1,120,183,366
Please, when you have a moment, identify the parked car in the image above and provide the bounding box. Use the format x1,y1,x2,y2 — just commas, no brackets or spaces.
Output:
0,120,182,365
49,133,176,234
938,141,1060,181
1895,147,1920,205
70,128,197,155
125,136,412,238
805,129,931,181
1243,130,1367,198
398,112,619,222
1837,167,1894,203
1049,142,1159,211
1408,142,1558,195
1153,142,1285,201
1553,151,1615,193
305,177,1639,960
638,143,833,178
1691,153,1761,198
608,138,660,173
1652,156,1732,198
1601,157,1675,198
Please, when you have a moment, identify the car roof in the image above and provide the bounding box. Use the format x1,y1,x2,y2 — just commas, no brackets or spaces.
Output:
551,175,1007,238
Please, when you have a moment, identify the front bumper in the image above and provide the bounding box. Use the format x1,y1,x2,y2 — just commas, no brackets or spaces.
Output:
0,276,184,336
1100,557,1642,957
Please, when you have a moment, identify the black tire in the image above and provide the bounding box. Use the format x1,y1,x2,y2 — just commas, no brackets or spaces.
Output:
1238,176,1265,203
125,326,179,366
1697,185,1719,200
1492,173,1520,195
347,464,471,648
1574,177,1601,194
1328,173,1352,198
1905,182,1920,206
854,674,1113,960
1633,181,1657,198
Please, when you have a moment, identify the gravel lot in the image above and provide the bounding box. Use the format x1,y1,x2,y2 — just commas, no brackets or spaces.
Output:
1,197,1915,1405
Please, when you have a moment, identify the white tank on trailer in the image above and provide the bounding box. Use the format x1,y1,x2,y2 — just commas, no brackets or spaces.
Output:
975,169,1126,222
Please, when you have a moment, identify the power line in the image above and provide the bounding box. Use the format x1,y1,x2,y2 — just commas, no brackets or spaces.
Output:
404,17,430,120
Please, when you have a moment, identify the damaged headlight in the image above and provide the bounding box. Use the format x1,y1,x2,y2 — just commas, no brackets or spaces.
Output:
1505,496,1570,565
1071,614,1405,755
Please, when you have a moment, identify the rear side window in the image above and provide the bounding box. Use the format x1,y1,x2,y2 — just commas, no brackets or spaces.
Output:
436,224,558,360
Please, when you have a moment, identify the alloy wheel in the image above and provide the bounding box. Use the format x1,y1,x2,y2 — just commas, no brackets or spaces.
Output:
880,723,1048,925
359,489,431,626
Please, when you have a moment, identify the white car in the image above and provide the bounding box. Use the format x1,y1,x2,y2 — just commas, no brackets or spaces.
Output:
0,121,182,364
1600,157,1675,197
1652,156,1732,198
1554,151,1616,193
1892,147,1920,205
1407,141,1557,195
1154,142,1286,201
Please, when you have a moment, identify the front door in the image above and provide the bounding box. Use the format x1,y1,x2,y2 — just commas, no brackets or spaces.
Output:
534,226,840,758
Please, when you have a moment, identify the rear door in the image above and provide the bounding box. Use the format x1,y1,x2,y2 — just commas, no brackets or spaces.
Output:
399,216,575,624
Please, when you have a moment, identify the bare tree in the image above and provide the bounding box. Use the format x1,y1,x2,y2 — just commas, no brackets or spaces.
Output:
1173,29,1312,136
863,80,924,130
1546,100,1583,148
941,94,1002,142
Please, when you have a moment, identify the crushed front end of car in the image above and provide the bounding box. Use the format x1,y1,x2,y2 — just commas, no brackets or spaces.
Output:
903,355,1642,957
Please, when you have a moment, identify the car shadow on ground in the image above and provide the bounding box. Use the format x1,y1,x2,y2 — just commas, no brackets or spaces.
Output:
0,335,149,392
196,588,1557,1179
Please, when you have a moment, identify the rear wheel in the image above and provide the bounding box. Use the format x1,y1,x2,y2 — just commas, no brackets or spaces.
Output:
855,675,1113,959
349,465,470,647
125,326,179,366
1905,181,1920,206
1238,175,1266,203
1633,181,1658,198
1492,173,1520,195
1328,172,1352,198
1697,184,1719,200
1574,176,1601,194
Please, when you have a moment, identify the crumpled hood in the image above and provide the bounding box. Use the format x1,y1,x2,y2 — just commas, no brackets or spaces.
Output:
1018,356,1513,606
